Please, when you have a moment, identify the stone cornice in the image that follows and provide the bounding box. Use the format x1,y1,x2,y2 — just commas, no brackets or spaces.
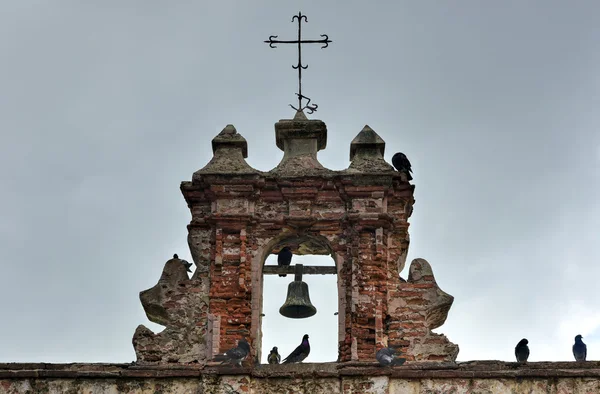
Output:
1,361,600,380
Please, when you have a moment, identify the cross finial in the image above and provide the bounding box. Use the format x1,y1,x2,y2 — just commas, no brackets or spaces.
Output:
264,12,332,114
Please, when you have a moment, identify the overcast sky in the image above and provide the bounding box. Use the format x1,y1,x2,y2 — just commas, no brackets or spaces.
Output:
1,1,599,364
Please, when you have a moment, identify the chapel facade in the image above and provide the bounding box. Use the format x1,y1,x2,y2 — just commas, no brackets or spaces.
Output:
132,110,458,365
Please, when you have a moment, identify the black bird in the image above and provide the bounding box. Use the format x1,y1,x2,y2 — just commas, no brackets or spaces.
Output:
277,247,293,277
267,346,281,364
392,152,413,181
282,334,310,363
212,339,251,367
376,347,406,367
515,338,529,362
173,254,192,272
573,335,587,362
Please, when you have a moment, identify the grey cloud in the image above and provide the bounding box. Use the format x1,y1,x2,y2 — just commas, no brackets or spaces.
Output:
0,1,599,363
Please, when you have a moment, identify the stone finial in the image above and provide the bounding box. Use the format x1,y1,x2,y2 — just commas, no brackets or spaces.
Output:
212,124,248,157
270,110,332,176
349,125,385,160
346,125,395,173
275,111,327,152
193,125,258,178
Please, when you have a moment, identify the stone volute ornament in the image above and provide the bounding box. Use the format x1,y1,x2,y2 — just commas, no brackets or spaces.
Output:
132,111,458,365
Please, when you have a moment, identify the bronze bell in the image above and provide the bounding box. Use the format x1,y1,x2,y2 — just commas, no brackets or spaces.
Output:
279,264,317,319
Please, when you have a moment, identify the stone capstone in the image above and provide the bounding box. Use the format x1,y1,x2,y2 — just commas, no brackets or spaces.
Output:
193,124,259,177
347,125,397,174
271,111,334,177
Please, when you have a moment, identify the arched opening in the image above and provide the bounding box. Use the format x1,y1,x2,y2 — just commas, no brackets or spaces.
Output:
255,235,342,364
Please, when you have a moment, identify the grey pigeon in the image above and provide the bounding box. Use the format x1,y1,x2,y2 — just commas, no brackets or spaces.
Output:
515,338,529,362
282,334,310,363
573,335,587,362
267,346,281,364
212,339,250,367
376,347,406,367
173,254,192,272
277,247,293,277
392,152,413,181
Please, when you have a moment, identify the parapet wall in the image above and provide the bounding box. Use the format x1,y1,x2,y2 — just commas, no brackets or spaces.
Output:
1,361,599,393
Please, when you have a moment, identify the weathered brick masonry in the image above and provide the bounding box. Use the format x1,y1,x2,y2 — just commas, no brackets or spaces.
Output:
133,111,458,365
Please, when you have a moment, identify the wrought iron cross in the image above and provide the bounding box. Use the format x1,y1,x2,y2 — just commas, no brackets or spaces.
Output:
264,12,331,114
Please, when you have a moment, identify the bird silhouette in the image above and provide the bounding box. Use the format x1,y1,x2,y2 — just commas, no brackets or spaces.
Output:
173,254,192,272
282,334,310,363
376,347,406,367
573,335,587,362
267,346,281,364
515,338,529,362
278,247,293,277
212,339,250,367
392,152,413,181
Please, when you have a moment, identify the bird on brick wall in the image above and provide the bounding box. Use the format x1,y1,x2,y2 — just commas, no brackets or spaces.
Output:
376,347,406,367
515,338,529,362
392,152,413,181
573,335,587,362
268,346,281,364
282,334,310,363
173,254,192,272
278,247,293,277
212,339,251,367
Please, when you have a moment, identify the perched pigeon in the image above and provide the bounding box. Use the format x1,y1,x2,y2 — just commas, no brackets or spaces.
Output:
173,254,192,272
282,334,310,363
268,346,281,364
212,339,251,367
392,152,413,181
515,338,529,362
573,335,587,362
376,347,406,367
277,247,293,277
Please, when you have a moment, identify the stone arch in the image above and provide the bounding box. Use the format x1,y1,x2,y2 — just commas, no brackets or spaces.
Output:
250,230,344,362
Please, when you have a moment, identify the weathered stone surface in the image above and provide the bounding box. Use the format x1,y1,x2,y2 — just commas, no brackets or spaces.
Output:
132,256,209,364
270,111,334,177
2,362,600,393
346,125,396,174
193,124,259,176
275,110,327,151
386,258,458,362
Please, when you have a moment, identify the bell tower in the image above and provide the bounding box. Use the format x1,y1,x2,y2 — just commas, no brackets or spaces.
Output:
132,110,458,365
132,11,457,366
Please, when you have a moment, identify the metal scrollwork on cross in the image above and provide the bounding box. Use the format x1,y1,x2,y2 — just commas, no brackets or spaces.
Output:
264,12,331,114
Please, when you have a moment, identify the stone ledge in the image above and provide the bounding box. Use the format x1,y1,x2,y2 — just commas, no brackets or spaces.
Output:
1,361,599,380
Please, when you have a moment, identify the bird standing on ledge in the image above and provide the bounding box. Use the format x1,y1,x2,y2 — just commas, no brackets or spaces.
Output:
173,254,192,272
268,346,281,364
212,339,250,367
278,247,293,277
392,152,413,181
376,347,406,366
573,335,587,362
282,334,310,363
515,338,529,362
